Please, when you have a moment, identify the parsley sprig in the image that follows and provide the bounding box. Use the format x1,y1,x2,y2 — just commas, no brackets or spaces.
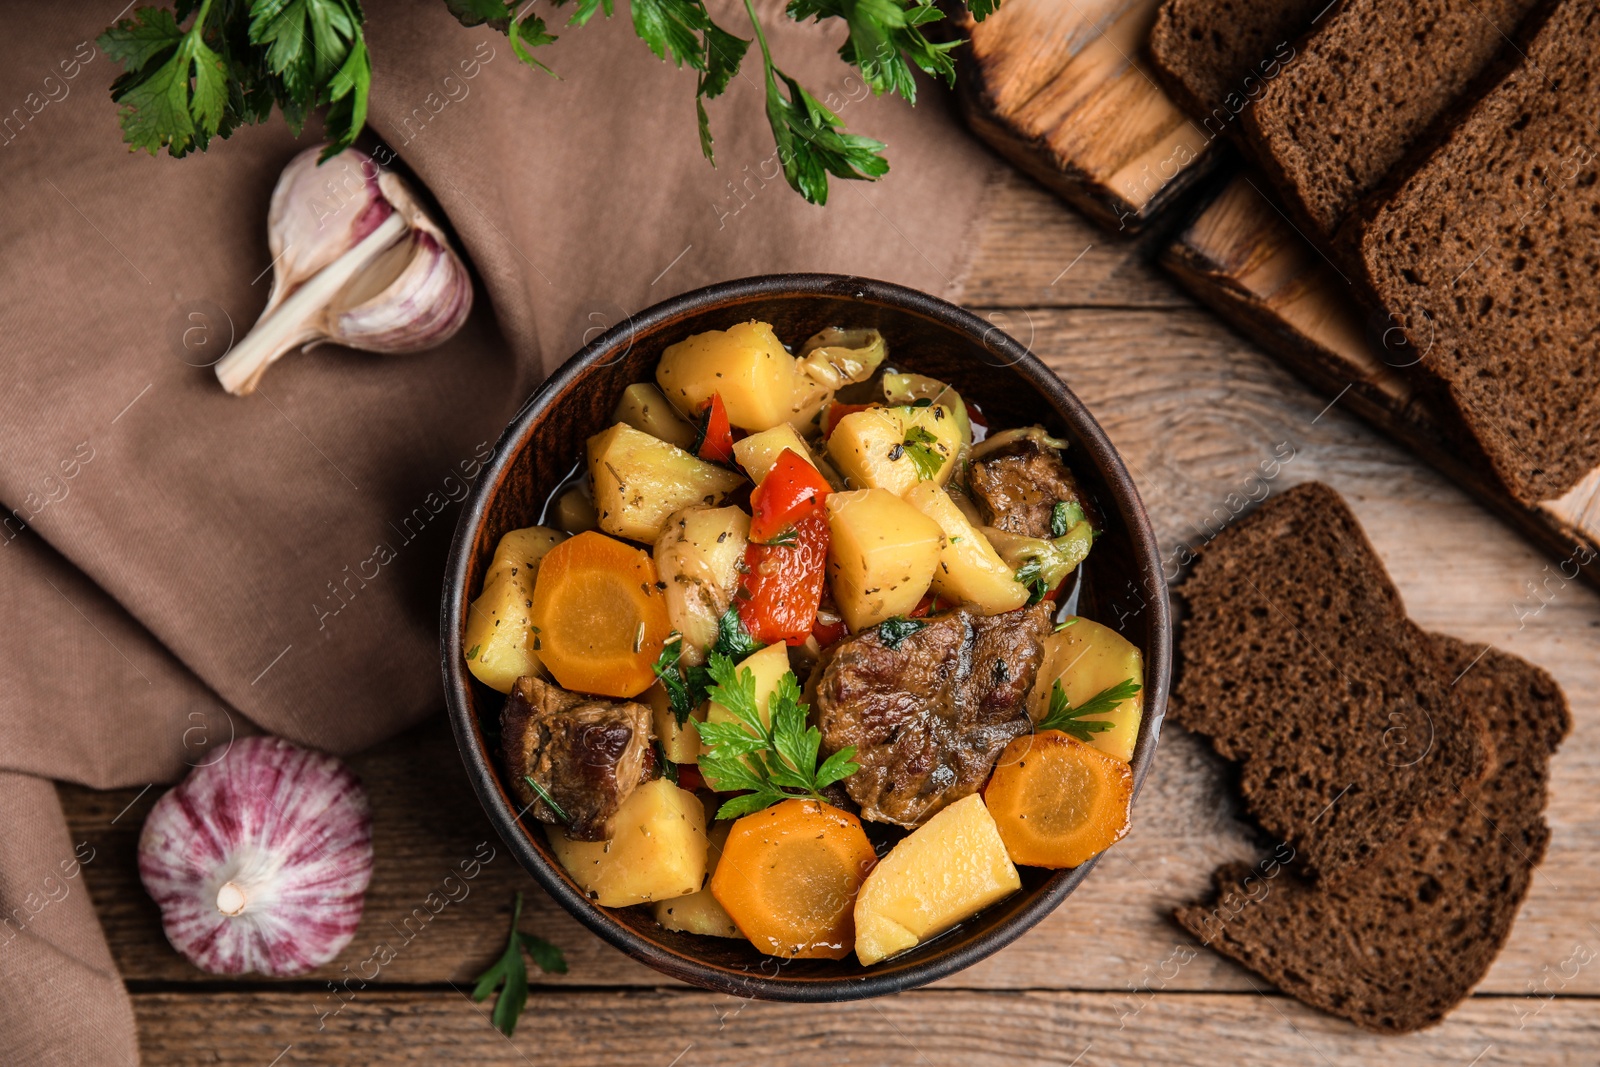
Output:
1035,677,1141,742
697,653,859,819
100,0,1001,204
472,891,567,1037
100,0,370,159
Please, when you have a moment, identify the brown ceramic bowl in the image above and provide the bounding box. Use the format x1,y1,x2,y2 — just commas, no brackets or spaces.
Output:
442,274,1169,1001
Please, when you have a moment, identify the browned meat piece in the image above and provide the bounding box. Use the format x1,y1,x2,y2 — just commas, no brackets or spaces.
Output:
501,675,655,841
815,603,1053,828
969,428,1085,539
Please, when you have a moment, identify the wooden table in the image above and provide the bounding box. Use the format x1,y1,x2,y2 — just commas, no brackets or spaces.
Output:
68,172,1600,1065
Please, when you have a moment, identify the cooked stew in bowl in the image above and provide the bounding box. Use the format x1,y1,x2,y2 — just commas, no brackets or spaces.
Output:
463,320,1144,964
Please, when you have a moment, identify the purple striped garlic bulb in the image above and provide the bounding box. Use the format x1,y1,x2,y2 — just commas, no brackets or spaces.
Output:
139,736,373,976
213,144,473,396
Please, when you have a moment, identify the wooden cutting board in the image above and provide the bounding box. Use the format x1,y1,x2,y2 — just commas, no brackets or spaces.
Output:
1159,173,1600,592
952,0,1216,233
949,1,1600,591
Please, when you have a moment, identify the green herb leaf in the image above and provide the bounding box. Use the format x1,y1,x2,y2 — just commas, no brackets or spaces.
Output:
1015,557,1049,604
472,892,566,1037
713,605,764,659
785,0,958,104
1050,500,1085,539
1035,677,1141,742
465,644,481,660
876,615,925,649
655,740,680,785
699,653,858,818
523,775,570,825
901,424,945,481
651,634,696,726
1053,618,1078,632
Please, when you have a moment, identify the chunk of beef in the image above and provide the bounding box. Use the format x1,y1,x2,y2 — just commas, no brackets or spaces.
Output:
969,428,1085,539
502,675,655,841
815,603,1053,828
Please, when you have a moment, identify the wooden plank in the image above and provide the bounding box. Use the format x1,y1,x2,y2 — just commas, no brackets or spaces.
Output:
129,989,1600,1065
962,172,1187,309
1160,173,1600,591
66,306,1600,1005
953,0,1217,233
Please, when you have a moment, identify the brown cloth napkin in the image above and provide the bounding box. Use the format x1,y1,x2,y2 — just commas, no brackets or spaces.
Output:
0,0,999,1060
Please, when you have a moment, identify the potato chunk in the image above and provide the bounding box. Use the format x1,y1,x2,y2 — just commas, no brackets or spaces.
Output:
483,526,566,585
554,484,598,534
732,423,817,484
613,382,696,450
463,569,539,694
653,506,750,665
653,818,742,938
646,681,706,764
588,423,745,543
656,321,799,432
1027,617,1145,763
904,484,1027,615
824,489,942,631
547,779,708,907
853,794,1020,965
466,525,568,693
827,405,961,495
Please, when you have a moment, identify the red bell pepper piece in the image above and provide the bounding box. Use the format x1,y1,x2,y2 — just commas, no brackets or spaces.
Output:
675,764,706,793
737,510,830,646
749,449,831,544
696,393,734,464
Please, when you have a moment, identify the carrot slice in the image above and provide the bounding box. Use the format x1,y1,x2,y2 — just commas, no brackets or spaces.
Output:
983,731,1132,868
529,530,671,698
710,799,877,959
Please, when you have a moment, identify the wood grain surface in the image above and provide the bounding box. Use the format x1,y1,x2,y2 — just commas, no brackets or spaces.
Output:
68,172,1600,1064
1160,172,1600,591
953,0,1215,232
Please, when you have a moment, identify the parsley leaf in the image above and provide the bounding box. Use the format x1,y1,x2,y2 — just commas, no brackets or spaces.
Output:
99,0,371,159
698,654,858,819
901,424,946,481
651,635,698,726
1015,557,1049,604
472,891,567,1037
786,0,958,103
1035,677,1141,742
713,605,764,660
876,615,925,649
1050,500,1085,539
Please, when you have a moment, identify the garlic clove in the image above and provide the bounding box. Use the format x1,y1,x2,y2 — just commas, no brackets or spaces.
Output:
214,146,474,396
138,736,373,977
261,146,393,322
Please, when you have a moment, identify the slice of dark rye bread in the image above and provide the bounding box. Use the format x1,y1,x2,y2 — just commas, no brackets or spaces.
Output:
1146,0,1323,136
1171,481,1488,883
1175,635,1570,1033
1237,0,1549,237
1345,0,1600,505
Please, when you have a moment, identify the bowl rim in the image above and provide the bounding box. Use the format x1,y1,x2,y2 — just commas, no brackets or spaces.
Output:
441,272,1171,1002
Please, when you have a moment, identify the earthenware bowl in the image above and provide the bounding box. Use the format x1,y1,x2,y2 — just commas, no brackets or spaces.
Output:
442,273,1170,1001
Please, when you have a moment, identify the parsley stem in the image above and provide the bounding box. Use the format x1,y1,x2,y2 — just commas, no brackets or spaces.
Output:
741,0,775,73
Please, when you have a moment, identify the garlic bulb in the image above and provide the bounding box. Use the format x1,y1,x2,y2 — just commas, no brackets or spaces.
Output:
139,736,374,976
215,145,473,396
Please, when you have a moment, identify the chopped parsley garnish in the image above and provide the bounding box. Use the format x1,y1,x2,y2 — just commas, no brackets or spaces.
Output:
713,604,765,659
876,615,925,649
1015,557,1049,604
465,644,481,660
472,891,567,1037
1050,500,1086,538
697,655,859,820
901,425,945,481
1035,677,1141,742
